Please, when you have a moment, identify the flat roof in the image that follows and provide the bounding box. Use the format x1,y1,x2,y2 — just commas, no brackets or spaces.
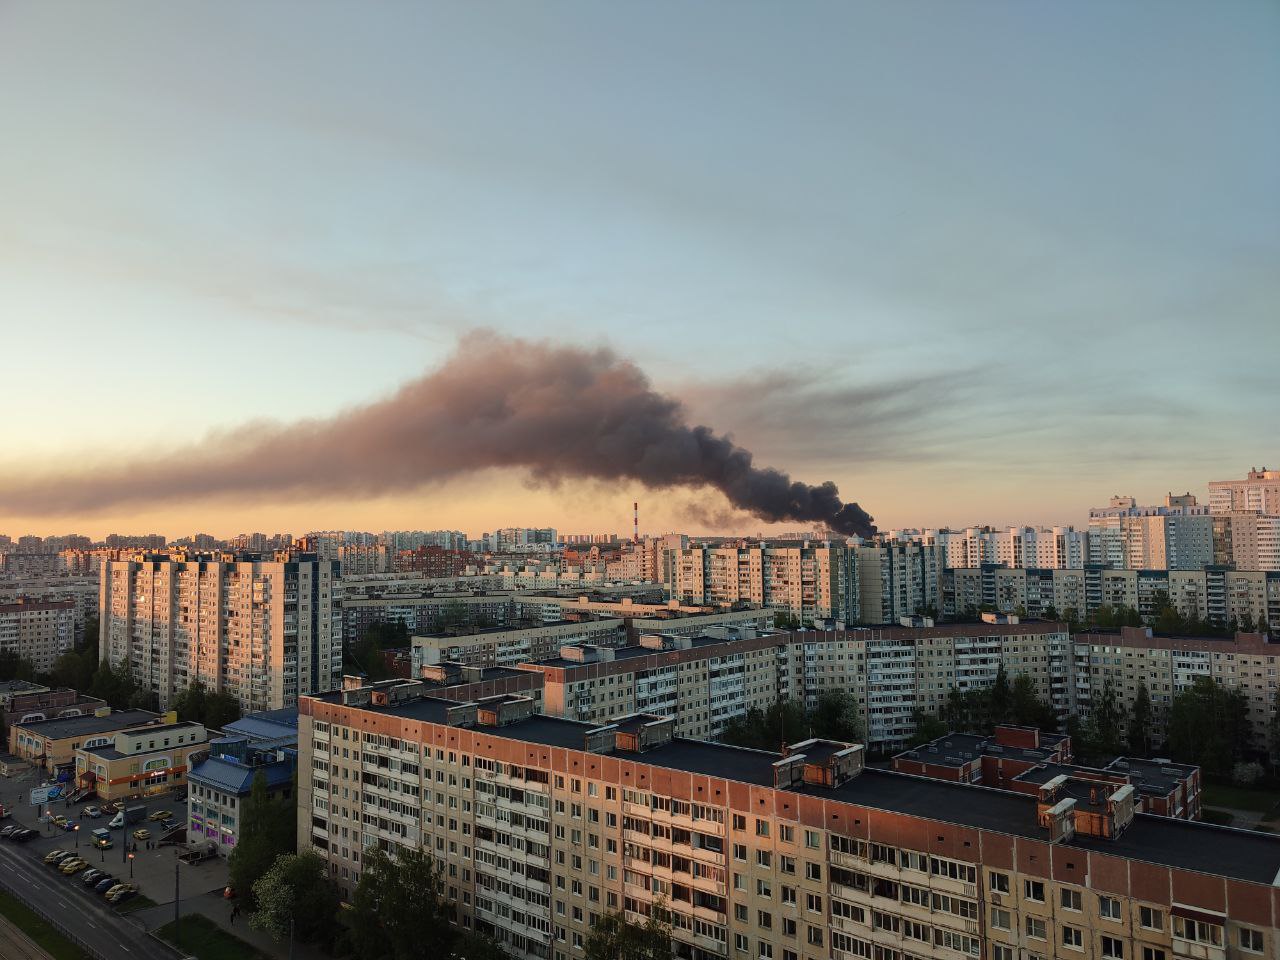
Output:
14,709,160,740
534,635,732,667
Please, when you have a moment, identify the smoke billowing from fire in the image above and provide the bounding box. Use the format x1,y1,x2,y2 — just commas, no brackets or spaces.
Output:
0,334,876,536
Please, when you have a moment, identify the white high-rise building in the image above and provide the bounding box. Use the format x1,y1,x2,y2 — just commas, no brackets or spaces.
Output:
101,552,340,713
1209,467,1280,515
1087,494,1213,570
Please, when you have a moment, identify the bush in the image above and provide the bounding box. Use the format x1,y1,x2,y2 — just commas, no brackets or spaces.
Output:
1233,761,1265,786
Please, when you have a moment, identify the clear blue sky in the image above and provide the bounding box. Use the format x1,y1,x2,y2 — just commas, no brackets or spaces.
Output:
0,1,1276,536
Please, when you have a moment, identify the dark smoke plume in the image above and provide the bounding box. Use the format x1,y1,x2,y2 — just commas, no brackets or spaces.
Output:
0,334,876,536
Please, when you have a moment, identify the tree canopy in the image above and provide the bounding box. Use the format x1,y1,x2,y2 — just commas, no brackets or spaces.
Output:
1165,676,1251,776
229,769,296,908
720,692,861,751
170,680,242,731
584,906,672,960
349,844,453,960
250,851,340,947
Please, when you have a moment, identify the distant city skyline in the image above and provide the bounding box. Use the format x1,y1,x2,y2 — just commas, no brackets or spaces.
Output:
1,1,1275,538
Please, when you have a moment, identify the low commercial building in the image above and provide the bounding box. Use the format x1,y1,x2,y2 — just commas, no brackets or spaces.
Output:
187,708,298,856
8,708,162,775
300,678,1280,960
1,686,107,729
75,720,209,802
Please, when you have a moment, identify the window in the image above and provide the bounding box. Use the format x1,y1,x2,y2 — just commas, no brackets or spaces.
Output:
806,894,822,913
1240,928,1264,953
732,814,746,830
1062,926,1083,950
1025,918,1047,941
1099,896,1122,921
1139,907,1163,931
1142,949,1166,960
1024,880,1045,902
1061,889,1081,911
1174,918,1223,946
989,871,1009,894
1102,937,1123,959
734,844,747,862
805,830,819,849
735,904,749,922
757,910,772,930
806,862,822,882
993,948,1014,960
756,819,769,837
990,909,1011,931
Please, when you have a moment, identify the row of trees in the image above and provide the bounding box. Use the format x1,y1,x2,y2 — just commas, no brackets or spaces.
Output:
720,691,861,751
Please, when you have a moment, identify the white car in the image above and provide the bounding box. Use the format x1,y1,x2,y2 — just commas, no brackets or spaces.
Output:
81,806,102,819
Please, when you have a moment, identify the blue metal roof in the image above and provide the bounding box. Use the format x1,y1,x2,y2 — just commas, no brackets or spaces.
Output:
188,755,294,797
222,708,298,744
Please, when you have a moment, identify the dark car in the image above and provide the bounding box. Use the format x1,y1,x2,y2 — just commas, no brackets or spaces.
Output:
94,876,117,893
0,825,17,838
82,869,104,886
12,829,36,842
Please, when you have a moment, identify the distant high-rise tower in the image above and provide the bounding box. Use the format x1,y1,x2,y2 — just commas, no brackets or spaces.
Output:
634,502,639,543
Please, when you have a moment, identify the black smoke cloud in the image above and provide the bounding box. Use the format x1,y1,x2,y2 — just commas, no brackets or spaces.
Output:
1,334,876,536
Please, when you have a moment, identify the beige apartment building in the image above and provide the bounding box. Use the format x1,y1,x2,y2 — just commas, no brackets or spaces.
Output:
942,567,1280,632
1209,468,1280,515
0,598,75,672
1213,513,1280,572
410,619,626,670
101,552,341,713
668,542,943,627
300,679,1280,960
1073,626,1280,755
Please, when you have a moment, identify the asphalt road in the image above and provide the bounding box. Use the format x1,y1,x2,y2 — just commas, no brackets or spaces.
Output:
0,812,181,960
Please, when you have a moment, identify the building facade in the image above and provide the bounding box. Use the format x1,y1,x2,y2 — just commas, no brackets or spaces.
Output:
299,680,1280,960
75,720,209,802
101,552,341,713
0,598,75,671
1209,468,1280,515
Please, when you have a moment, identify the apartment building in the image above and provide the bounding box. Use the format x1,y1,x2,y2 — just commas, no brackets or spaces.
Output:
517,632,790,741
445,622,1072,754
0,598,75,671
1209,468,1280,515
101,552,341,713
1073,626,1280,755
669,543,849,623
411,619,627,670
1213,513,1280,572
853,543,944,625
941,566,1280,631
893,529,1088,571
1087,496,1214,571
300,679,1280,960
337,544,392,575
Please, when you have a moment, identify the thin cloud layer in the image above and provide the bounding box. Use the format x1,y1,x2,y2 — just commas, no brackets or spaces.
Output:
0,334,877,536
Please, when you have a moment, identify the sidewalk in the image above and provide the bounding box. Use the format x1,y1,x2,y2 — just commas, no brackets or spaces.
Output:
133,890,330,960
0,915,54,960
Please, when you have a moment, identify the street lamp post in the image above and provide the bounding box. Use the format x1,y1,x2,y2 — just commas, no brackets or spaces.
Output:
73,823,79,848
174,853,181,951
127,852,134,877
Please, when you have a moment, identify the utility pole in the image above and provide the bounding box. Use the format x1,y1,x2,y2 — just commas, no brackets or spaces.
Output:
174,853,180,947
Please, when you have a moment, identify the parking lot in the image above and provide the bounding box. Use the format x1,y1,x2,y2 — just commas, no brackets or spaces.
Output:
0,769,230,913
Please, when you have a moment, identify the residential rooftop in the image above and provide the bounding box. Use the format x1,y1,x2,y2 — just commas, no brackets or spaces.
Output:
309,688,1280,886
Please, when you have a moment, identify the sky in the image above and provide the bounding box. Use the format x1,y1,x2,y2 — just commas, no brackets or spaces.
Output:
0,1,1276,539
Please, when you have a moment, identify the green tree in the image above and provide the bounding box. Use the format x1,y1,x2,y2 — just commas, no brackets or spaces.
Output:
907,710,949,748
583,905,672,960
1166,676,1251,776
1268,688,1280,765
170,681,209,724
988,666,1012,725
809,690,861,742
1128,683,1153,756
450,933,512,960
1084,678,1128,761
88,659,139,708
350,845,452,960
203,691,242,730
229,770,296,907
773,612,801,629
1010,675,1058,731
250,851,340,947
0,650,36,683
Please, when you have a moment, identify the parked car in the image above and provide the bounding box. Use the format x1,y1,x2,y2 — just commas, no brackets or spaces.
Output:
44,850,71,864
132,828,150,841
81,869,104,886
94,875,117,893
0,825,17,838
60,858,89,875
81,806,102,819
148,809,171,822
60,819,78,832
104,882,137,902
10,829,35,842
51,815,68,829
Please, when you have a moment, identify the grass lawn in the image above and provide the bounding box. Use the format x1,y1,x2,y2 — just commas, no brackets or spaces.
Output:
156,913,272,960
115,893,159,915
1202,783,1280,814
0,890,91,960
